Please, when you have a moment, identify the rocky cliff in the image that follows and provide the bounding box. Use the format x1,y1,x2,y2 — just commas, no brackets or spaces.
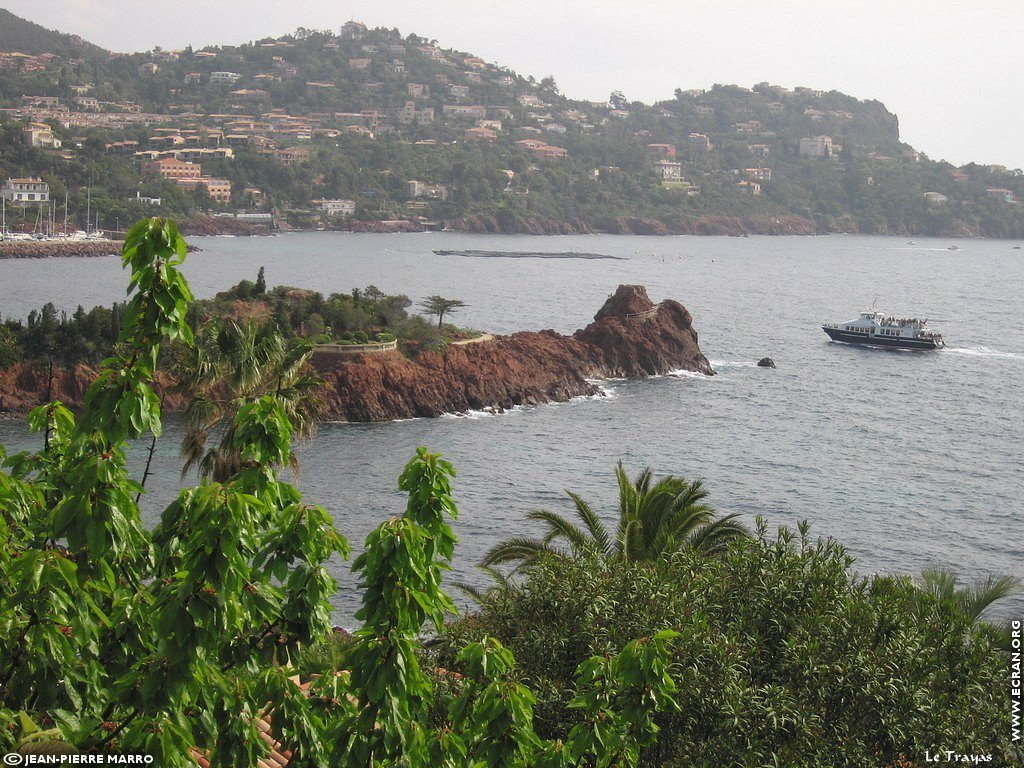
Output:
0,362,184,414
0,286,711,422
311,285,712,421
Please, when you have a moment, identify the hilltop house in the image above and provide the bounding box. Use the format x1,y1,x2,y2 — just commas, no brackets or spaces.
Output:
799,136,833,158
654,161,683,182
143,157,202,180
23,122,61,149
407,180,448,199
647,143,677,159
209,71,242,85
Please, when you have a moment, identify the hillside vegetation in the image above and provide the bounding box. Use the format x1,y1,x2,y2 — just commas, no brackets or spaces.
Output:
1,13,1023,237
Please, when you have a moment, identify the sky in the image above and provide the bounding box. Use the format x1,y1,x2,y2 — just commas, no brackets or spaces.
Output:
4,0,1023,170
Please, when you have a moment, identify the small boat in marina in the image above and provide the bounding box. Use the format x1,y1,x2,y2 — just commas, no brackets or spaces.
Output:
822,311,944,350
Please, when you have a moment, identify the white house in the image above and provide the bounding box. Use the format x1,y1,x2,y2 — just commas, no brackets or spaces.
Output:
209,71,241,85
2,177,49,203
316,199,356,217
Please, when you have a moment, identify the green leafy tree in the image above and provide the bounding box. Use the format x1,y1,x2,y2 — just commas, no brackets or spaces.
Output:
0,218,348,766
446,520,1019,766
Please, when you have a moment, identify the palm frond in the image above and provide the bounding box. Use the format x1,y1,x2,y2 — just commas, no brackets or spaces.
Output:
480,537,554,568
958,574,1021,621
453,564,519,605
565,491,613,556
527,508,597,554
619,517,644,563
685,514,750,555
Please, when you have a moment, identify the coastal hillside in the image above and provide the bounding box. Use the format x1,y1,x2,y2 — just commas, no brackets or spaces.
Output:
1,11,1023,237
0,8,105,59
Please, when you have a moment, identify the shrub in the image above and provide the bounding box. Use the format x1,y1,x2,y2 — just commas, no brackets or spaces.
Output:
442,521,1018,767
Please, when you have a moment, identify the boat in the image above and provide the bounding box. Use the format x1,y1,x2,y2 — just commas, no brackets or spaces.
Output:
822,311,945,350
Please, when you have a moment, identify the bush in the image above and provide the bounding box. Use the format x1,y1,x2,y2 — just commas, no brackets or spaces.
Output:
0,326,21,367
442,522,1017,767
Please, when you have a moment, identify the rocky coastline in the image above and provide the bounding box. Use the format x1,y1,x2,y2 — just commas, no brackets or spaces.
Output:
0,286,711,422
311,285,712,421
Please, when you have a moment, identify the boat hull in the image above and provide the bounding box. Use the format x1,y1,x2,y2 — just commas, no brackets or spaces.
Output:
822,326,943,350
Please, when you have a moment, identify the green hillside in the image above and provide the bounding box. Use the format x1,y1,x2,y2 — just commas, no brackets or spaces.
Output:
0,8,105,58
1,12,1022,237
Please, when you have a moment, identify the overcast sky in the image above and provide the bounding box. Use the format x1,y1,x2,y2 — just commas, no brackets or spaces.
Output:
5,0,1022,170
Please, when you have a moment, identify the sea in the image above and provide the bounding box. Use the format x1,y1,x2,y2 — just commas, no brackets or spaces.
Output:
1,232,1022,624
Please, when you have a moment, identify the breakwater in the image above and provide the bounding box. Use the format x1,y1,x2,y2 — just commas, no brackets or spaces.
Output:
0,239,120,259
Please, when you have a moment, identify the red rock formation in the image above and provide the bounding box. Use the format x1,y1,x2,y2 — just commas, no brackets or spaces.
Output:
312,285,711,422
0,286,711,422
0,362,185,414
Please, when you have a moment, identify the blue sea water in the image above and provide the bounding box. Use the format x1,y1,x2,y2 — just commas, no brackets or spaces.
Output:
1,232,1022,623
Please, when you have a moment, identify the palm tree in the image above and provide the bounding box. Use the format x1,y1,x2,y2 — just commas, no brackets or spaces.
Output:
482,463,748,571
175,318,324,481
915,567,1020,650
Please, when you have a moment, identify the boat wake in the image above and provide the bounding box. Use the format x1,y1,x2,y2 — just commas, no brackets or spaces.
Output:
945,346,1024,361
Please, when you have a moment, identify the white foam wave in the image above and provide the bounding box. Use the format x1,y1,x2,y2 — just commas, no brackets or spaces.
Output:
575,384,617,401
666,368,708,379
441,405,526,419
945,346,1024,360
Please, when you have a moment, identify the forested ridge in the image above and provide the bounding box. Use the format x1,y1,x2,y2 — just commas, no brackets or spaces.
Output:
2,11,1024,237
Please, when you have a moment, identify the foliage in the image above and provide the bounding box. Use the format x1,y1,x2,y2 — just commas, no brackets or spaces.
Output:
482,462,748,571
2,15,1024,236
0,218,348,765
419,295,468,329
0,217,692,766
1,301,125,365
446,519,1020,767
915,567,1021,651
176,317,324,480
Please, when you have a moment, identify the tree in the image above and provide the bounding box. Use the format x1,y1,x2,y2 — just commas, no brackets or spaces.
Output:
446,521,1019,766
176,317,324,481
0,218,348,765
419,295,467,329
255,265,267,295
482,463,748,571
915,567,1021,649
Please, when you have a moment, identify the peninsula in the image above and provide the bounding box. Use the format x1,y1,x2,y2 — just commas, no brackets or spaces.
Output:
311,285,711,421
0,285,711,421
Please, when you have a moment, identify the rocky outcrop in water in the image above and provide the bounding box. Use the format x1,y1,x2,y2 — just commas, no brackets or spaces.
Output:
311,285,712,421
